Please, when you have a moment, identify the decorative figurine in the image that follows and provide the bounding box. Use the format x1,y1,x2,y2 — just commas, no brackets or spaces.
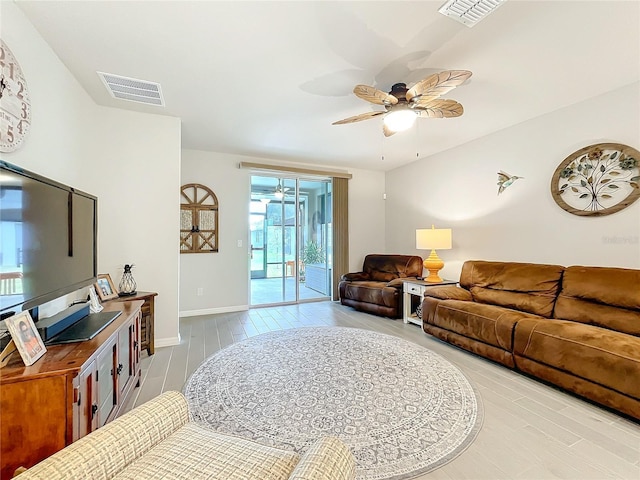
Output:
497,171,523,195
118,264,137,297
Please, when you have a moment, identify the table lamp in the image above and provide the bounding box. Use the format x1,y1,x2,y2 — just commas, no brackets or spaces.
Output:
416,226,452,283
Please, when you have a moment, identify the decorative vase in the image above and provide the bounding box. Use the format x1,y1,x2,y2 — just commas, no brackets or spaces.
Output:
118,264,137,297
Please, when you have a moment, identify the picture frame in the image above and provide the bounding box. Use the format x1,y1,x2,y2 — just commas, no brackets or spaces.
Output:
88,285,104,313
5,310,47,366
95,273,118,301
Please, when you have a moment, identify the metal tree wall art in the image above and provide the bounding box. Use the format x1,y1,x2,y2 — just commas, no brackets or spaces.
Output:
551,143,640,216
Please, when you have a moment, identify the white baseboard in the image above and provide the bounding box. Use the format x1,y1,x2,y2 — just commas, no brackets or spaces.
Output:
154,335,181,348
179,305,249,318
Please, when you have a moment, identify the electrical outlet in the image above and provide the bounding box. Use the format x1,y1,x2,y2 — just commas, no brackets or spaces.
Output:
197,288,204,296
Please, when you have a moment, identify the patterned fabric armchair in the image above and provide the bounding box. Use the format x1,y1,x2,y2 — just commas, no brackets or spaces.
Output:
16,391,356,480
339,254,423,318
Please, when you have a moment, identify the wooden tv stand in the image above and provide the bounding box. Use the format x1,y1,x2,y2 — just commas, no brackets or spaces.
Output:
0,301,143,479
107,291,157,355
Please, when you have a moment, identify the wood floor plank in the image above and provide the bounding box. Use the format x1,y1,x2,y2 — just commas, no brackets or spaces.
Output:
119,301,640,479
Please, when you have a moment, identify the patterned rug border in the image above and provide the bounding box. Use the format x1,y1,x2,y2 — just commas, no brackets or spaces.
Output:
184,326,484,480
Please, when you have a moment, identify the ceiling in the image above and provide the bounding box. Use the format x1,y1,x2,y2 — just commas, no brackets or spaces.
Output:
15,1,640,172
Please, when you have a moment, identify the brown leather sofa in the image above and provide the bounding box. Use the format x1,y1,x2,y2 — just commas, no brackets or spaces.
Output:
339,254,423,318
421,260,640,421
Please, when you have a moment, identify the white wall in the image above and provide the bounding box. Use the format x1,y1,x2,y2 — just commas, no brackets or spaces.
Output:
386,83,640,280
87,108,181,345
179,150,250,315
2,2,181,345
347,168,386,271
179,150,386,314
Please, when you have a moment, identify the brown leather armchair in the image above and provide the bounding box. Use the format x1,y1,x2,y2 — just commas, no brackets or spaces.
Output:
339,254,423,318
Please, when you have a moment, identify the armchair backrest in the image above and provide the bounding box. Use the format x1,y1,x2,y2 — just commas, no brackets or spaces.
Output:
362,254,423,282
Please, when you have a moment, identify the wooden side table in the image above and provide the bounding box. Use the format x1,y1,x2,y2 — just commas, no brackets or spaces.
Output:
108,291,157,355
403,280,457,325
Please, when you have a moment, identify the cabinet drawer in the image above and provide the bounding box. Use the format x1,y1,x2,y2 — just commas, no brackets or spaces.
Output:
405,283,425,295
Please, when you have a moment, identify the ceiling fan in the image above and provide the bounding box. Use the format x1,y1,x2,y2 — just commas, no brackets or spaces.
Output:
274,179,290,199
332,70,472,137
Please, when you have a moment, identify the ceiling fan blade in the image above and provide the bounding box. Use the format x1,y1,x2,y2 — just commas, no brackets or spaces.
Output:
383,123,397,137
353,85,399,105
332,110,385,125
414,99,464,118
406,70,472,103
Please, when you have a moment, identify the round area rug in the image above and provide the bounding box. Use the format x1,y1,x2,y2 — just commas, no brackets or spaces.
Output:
183,327,482,480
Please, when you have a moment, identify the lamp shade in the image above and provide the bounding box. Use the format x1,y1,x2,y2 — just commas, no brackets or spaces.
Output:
416,227,452,250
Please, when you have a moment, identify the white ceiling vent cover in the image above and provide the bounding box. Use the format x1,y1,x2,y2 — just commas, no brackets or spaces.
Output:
438,0,506,27
97,72,165,106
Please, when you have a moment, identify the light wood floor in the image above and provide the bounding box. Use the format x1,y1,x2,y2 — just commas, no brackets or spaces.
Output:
122,301,640,480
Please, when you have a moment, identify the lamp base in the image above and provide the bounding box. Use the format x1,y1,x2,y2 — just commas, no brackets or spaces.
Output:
423,250,444,283
118,291,137,297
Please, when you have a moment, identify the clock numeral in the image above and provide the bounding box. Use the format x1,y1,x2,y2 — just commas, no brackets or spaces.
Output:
8,63,14,81
21,102,28,120
17,81,25,100
6,125,14,144
17,120,25,135
0,47,5,69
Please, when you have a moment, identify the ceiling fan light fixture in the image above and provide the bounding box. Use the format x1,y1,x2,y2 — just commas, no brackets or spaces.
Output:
384,109,417,132
274,180,285,199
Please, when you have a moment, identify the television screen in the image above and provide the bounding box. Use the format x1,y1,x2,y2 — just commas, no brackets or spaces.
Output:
0,161,97,316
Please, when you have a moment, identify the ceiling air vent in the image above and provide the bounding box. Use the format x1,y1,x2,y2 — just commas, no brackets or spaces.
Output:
97,72,165,106
438,0,506,28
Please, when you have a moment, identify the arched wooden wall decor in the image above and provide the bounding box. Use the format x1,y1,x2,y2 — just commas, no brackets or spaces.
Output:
551,143,640,216
180,183,219,253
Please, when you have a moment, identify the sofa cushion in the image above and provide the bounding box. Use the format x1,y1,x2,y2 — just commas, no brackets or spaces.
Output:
422,297,543,351
460,261,564,318
341,281,398,308
514,318,640,400
114,423,300,480
554,266,640,335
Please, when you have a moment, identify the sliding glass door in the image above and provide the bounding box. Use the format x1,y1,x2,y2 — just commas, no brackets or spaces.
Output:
250,175,331,306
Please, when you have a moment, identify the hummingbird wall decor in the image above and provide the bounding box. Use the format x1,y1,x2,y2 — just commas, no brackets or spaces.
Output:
497,171,523,195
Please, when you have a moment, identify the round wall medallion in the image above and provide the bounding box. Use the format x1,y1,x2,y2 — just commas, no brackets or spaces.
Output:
551,143,640,216
0,39,31,152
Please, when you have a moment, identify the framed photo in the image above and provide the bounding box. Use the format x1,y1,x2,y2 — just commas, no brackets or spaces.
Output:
5,310,47,366
95,273,118,301
88,285,104,313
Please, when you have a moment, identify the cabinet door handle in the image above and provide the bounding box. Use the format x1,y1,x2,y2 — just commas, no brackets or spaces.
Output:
77,391,82,406
91,404,98,419
117,364,123,375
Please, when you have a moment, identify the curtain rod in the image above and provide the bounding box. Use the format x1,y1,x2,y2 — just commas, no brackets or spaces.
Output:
239,162,352,179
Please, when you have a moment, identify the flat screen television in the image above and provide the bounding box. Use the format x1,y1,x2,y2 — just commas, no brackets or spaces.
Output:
0,161,97,318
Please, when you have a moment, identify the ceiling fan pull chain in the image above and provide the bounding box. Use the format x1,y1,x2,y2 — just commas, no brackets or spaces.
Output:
415,121,420,159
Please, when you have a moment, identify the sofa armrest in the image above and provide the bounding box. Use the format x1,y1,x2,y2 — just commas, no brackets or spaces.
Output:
386,278,407,289
289,436,356,480
18,391,189,479
340,272,369,281
423,285,471,301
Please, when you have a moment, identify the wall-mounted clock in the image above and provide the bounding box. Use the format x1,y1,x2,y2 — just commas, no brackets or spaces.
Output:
0,39,31,153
